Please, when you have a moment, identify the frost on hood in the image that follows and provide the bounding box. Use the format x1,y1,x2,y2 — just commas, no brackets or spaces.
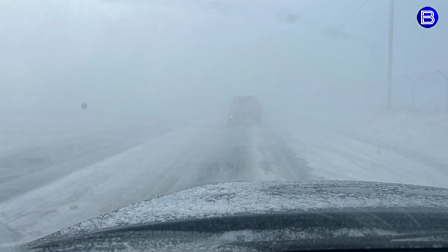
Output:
36,180,448,243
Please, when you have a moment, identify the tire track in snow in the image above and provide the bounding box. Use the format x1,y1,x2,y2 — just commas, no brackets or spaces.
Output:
250,125,314,181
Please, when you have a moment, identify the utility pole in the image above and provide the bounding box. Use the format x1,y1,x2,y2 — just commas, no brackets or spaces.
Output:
437,70,448,110
387,0,395,109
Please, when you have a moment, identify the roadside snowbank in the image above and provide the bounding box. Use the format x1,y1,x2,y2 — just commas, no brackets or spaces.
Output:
282,109,448,189
338,109,448,165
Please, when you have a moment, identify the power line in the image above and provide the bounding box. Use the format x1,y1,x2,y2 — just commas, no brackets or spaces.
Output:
341,0,368,29
397,70,448,82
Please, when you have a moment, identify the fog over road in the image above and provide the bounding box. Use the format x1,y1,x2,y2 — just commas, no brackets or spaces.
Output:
2,112,448,245
0,119,316,244
1,0,447,249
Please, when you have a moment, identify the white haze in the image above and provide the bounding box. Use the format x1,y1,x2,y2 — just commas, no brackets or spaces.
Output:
1,0,447,122
2,1,448,246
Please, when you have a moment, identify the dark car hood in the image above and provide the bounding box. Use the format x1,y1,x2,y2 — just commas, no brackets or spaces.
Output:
28,180,448,246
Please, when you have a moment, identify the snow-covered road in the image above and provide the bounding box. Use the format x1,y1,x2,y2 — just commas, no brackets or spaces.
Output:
0,118,314,244
1,111,447,245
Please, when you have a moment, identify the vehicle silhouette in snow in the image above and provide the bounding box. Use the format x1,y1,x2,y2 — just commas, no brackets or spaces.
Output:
227,96,262,127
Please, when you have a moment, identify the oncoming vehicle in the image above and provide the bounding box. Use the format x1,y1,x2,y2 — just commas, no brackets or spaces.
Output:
227,96,262,127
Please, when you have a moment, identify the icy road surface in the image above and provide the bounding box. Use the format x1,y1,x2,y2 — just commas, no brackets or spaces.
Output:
0,116,313,244
1,111,448,245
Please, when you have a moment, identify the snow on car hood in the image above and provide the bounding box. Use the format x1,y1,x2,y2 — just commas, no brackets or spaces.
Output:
36,180,448,243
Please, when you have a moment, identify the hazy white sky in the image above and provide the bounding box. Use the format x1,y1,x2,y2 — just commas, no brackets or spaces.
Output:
0,0,447,119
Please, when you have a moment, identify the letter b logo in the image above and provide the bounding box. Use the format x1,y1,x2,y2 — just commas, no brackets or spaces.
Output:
417,7,438,28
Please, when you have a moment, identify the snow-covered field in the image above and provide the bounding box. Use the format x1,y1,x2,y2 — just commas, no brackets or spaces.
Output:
0,110,447,246
282,109,448,188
